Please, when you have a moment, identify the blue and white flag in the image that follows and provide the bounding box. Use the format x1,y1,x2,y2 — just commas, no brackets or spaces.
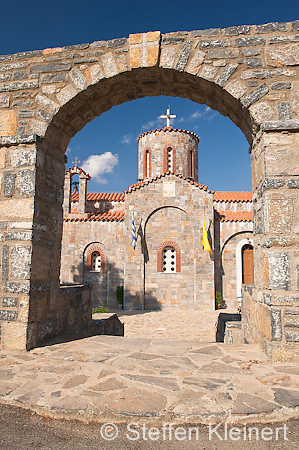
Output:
132,212,137,249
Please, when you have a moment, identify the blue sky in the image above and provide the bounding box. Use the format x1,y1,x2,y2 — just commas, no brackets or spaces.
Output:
1,1,298,193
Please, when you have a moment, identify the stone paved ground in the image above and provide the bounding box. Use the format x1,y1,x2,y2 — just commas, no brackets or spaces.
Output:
0,309,299,425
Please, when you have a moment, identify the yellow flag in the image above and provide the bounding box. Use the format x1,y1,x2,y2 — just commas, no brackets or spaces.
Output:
202,217,212,255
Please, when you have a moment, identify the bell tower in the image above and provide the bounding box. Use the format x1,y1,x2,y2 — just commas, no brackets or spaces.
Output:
137,108,200,181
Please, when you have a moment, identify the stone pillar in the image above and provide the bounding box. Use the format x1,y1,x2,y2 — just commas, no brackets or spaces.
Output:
0,135,66,350
63,172,71,214
242,123,299,361
78,173,88,214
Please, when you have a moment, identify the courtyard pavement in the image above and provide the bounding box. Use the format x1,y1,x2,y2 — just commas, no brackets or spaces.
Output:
0,309,299,425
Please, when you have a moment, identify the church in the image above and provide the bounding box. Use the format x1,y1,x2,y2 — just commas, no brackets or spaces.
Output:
60,109,254,311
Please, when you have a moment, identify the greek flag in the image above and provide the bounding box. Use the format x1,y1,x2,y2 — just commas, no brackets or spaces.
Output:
132,212,137,249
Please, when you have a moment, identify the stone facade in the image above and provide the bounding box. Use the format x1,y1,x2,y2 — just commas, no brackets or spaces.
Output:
0,21,298,360
60,127,253,314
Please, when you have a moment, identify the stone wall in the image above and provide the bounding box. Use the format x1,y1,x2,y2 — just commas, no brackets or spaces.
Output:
59,284,92,337
124,174,214,310
60,220,125,308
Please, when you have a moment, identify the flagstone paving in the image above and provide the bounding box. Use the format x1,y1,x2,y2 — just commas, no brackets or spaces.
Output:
0,309,299,424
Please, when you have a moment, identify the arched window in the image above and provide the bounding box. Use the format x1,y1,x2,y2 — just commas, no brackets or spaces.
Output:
162,246,176,273
189,150,193,178
91,251,102,272
85,244,105,272
144,149,151,178
157,241,181,273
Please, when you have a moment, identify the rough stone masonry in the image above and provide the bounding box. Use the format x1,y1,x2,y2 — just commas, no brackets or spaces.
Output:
0,21,298,361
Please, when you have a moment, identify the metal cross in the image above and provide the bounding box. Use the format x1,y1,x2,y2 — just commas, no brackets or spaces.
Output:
72,156,81,168
159,106,176,127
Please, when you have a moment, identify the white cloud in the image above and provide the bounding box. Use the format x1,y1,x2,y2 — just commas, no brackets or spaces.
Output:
190,110,203,119
141,119,159,131
121,134,133,145
66,146,71,154
81,152,118,184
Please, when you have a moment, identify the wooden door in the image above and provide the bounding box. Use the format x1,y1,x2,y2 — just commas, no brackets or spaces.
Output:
242,244,254,285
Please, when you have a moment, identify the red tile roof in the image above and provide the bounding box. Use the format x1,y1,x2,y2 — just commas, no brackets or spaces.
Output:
71,192,125,202
64,210,125,222
216,210,253,222
137,127,200,142
126,172,214,193
213,191,252,202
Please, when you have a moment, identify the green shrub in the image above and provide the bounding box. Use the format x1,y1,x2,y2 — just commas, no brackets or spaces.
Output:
92,305,109,314
215,291,222,307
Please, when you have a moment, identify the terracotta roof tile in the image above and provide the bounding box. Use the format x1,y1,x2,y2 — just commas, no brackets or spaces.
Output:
71,192,125,202
216,210,253,222
126,172,214,194
137,127,200,142
213,191,252,202
64,210,125,222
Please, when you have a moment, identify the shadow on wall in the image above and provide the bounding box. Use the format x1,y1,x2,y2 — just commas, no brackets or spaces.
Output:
63,258,161,310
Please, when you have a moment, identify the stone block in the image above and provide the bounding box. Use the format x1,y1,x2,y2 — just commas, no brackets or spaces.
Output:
160,48,176,69
16,169,36,197
4,173,15,197
35,94,59,114
223,25,251,36
101,53,119,78
235,37,266,47
0,111,17,135
271,82,292,90
2,244,9,281
0,94,9,107
269,252,291,291
70,68,87,91
30,63,71,73
191,28,221,37
250,102,274,123
0,310,17,320
270,309,282,341
85,64,104,85
10,147,36,168
225,81,247,99
2,296,18,307
0,198,34,220
245,57,262,68
37,109,53,123
56,85,77,106
41,73,67,84
256,22,287,33
5,281,30,293
175,40,193,72
107,38,127,49
285,330,299,342
0,321,27,349
278,102,291,120
162,36,185,45
10,245,32,280
241,83,269,108
265,194,294,234
215,64,238,86
198,39,228,49
207,48,239,59
199,65,218,81
0,81,38,92
266,45,299,67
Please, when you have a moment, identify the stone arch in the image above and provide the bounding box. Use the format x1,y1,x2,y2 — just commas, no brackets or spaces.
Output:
0,22,298,359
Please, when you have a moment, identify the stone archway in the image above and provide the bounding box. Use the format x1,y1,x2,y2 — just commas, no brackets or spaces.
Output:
0,21,299,359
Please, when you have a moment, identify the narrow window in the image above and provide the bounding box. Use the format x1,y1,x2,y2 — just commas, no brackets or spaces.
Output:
91,251,101,272
162,246,176,273
146,150,150,178
190,150,193,178
167,147,173,172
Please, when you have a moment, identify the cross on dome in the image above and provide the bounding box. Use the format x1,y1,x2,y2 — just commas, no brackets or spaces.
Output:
160,107,176,127
72,156,81,168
